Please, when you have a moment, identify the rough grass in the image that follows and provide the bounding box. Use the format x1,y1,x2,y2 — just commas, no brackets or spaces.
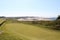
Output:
0,32,22,40
0,19,23,40
3,21,60,40
0,18,5,23
0,19,60,40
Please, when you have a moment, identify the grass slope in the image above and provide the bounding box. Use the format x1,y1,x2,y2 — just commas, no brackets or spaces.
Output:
0,32,22,40
0,20,22,40
3,21,60,40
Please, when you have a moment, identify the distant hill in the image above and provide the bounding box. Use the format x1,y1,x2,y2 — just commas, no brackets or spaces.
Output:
17,16,56,21
45,17,56,20
0,16,57,21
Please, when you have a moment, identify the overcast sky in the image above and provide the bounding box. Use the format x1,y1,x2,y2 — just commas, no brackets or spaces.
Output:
0,0,60,17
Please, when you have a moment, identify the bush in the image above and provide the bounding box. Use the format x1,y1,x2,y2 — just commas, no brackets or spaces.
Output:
51,15,60,30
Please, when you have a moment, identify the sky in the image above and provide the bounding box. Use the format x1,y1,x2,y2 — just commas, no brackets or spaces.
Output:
0,0,60,17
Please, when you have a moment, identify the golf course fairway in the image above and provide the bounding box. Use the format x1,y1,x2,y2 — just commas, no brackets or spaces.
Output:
2,21,60,40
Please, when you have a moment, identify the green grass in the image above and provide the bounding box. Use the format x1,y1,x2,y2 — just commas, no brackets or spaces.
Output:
2,20,60,40
0,32,22,40
0,20,23,40
0,19,60,40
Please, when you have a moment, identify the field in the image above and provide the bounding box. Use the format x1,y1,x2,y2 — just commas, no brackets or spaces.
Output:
0,19,60,40
0,20,60,40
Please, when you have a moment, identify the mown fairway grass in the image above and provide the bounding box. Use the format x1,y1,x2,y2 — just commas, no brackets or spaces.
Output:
2,20,60,40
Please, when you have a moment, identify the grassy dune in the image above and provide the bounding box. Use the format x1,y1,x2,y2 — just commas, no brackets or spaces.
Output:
0,19,22,40
0,18,4,21
0,18,6,29
2,21,60,40
0,18,5,22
